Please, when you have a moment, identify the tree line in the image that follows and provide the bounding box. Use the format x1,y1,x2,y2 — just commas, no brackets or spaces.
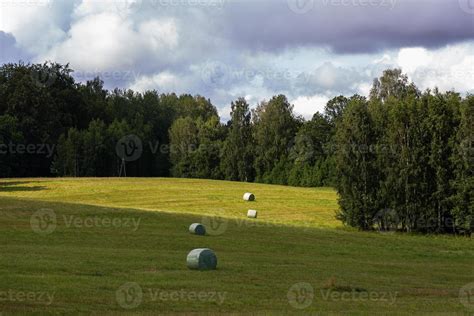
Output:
0,63,471,234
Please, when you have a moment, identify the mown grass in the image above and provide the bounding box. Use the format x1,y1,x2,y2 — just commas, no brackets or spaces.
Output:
0,178,472,314
0,178,340,228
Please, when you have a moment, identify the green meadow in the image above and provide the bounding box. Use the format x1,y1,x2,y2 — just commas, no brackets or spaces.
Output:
0,178,472,314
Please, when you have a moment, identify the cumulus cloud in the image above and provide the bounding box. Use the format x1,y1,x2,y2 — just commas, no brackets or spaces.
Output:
41,13,178,71
397,44,474,94
0,0,73,54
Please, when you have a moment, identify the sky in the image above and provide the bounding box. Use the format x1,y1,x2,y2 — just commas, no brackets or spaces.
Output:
1,0,473,120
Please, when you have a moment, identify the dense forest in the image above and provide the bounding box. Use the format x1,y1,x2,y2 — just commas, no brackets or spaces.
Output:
0,63,472,234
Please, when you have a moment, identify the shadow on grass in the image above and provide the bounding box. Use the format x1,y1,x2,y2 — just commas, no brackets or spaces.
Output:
2,186,47,192
0,185,47,192
0,180,48,192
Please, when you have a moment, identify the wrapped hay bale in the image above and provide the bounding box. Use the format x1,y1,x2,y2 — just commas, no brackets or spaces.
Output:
243,192,255,201
189,223,206,236
247,209,258,218
186,248,217,270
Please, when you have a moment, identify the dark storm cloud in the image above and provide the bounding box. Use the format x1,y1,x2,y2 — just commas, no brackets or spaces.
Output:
217,0,474,53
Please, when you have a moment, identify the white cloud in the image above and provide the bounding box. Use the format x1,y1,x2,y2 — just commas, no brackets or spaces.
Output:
0,0,66,54
130,71,181,92
40,12,178,72
139,19,178,51
397,47,432,73
396,44,474,94
73,0,139,18
292,95,330,119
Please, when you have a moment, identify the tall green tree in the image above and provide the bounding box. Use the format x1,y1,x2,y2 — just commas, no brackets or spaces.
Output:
450,95,474,233
252,95,300,183
335,96,380,230
221,98,254,182
169,117,199,177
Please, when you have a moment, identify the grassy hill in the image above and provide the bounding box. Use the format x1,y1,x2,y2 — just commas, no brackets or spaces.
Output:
0,178,472,314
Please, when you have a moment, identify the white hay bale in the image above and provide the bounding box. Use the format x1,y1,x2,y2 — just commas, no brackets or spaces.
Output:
186,248,217,270
247,210,258,218
189,223,206,236
243,192,255,201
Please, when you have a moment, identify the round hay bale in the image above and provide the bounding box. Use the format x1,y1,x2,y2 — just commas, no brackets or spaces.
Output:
186,248,217,270
243,192,255,201
247,209,258,219
189,223,206,236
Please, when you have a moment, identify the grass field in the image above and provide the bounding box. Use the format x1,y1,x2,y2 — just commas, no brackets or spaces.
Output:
0,178,472,314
